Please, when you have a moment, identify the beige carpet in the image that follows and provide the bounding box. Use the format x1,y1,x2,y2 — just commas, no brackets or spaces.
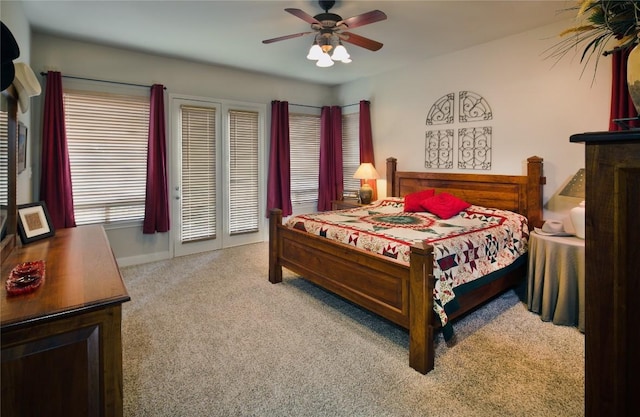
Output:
120,242,584,416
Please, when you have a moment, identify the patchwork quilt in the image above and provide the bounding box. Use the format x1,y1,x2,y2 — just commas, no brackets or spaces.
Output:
286,198,529,331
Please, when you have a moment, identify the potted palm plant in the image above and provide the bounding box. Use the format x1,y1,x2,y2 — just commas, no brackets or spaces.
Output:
553,1,639,63
552,1,640,109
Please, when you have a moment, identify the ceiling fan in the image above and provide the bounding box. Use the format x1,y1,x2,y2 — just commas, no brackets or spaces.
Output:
262,1,387,66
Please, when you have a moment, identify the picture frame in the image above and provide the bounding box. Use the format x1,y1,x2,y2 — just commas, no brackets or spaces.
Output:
17,201,55,244
18,122,27,174
342,190,359,200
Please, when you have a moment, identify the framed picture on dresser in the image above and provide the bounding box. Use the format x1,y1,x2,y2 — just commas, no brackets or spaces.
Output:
16,201,55,244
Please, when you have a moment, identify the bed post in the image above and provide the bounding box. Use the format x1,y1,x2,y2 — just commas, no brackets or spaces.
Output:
408,242,435,374
526,156,545,229
269,209,283,284
387,157,398,197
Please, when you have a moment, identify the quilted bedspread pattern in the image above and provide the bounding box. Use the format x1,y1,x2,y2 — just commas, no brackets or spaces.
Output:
286,198,529,328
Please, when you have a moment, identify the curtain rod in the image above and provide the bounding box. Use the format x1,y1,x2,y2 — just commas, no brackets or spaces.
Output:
40,72,166,90
289,102,361,109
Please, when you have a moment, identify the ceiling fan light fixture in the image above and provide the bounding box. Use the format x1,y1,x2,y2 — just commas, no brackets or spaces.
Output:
331,44,349,61
316,53,335,67
263,2,387,68
307,44,323,60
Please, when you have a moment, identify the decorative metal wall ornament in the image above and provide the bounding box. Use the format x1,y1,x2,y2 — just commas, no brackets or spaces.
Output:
459,91,492,123
426,93,454,125
458,127,492,170
425,91,493,170
425,130,453,169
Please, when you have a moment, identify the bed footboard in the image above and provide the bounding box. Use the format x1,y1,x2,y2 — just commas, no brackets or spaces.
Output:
268,208,436,374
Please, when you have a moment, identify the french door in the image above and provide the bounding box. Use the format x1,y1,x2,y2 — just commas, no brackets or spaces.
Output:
171,96,265,258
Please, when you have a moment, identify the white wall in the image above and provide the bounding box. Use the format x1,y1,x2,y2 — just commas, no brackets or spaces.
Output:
30,33,334,265
337,20,611,227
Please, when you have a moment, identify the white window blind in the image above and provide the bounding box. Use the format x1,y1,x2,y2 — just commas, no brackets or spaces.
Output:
342,112,361,193
64,90,149,225
289,113,320,206
0,110,7,205
181,105,217,242
228,109,259,235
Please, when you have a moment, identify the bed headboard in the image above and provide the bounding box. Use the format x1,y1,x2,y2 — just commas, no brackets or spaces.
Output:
386,156,545,229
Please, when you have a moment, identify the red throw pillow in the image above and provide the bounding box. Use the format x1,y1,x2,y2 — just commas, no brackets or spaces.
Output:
421,192,471,219
403,189,435,212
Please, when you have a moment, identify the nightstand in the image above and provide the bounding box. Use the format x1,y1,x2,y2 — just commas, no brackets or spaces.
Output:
526,230,585,332
331,199,364,210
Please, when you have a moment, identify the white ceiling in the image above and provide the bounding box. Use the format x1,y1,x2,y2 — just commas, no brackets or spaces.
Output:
20,0,573,86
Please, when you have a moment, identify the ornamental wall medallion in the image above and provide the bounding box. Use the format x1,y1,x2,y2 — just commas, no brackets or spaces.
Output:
426,93,454,125
458,127,492,170
425,91,493,170
459,91,493,122
425,130,453,169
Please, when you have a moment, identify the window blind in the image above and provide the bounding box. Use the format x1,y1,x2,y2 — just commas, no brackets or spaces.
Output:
64,90,149,225
342,112,361,193
180,105,217,242
228,109,259,235
289,113,320,206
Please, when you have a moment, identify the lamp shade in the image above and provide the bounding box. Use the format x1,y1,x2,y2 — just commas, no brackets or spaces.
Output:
353,163,379,180
307,44,323,60
331,44,350,61
353,163,379,205
316,53,334,67
559,168,585,199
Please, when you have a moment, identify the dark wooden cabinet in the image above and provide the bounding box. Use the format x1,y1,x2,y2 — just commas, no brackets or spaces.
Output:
570,131,640,417
1,226,130,417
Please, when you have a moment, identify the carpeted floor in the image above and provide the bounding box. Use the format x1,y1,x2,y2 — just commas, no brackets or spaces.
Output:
120,242,584,416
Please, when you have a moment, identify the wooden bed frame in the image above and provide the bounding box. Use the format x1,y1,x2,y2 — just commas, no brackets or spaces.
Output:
269,156,544,374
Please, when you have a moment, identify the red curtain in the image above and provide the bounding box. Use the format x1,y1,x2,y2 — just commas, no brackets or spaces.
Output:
266,100,292,217
317,106,344,211
359,100,377,200
143,84,170,233
39,71,76,229
609,48,639,131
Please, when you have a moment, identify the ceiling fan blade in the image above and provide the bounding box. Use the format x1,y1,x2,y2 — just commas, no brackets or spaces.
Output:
338,10,387,30
285,8,321,25
340,32,383,51
262,32,313,44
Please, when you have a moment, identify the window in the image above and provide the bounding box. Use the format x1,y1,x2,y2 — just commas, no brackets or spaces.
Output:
228,109,259,235
64,90,149,225
289,112,320,206
342,112,360,193
180,105,217,242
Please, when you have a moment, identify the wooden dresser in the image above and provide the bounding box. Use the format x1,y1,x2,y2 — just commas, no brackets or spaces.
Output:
570,131,639,417
1,225,130,417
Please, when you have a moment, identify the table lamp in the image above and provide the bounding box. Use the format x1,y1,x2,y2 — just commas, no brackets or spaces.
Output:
353,163,379,204
559,168,586,238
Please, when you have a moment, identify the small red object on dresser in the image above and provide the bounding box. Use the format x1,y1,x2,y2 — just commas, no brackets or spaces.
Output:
5,260,45,296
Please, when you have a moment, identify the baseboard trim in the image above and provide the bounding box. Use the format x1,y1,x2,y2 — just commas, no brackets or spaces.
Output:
116,251,171,267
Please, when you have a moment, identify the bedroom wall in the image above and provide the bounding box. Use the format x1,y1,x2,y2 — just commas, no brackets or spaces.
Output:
336,20,611,227
29,33,334,265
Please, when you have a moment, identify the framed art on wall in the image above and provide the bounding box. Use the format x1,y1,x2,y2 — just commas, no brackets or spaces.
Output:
17,201,55,244
17,122,27,174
